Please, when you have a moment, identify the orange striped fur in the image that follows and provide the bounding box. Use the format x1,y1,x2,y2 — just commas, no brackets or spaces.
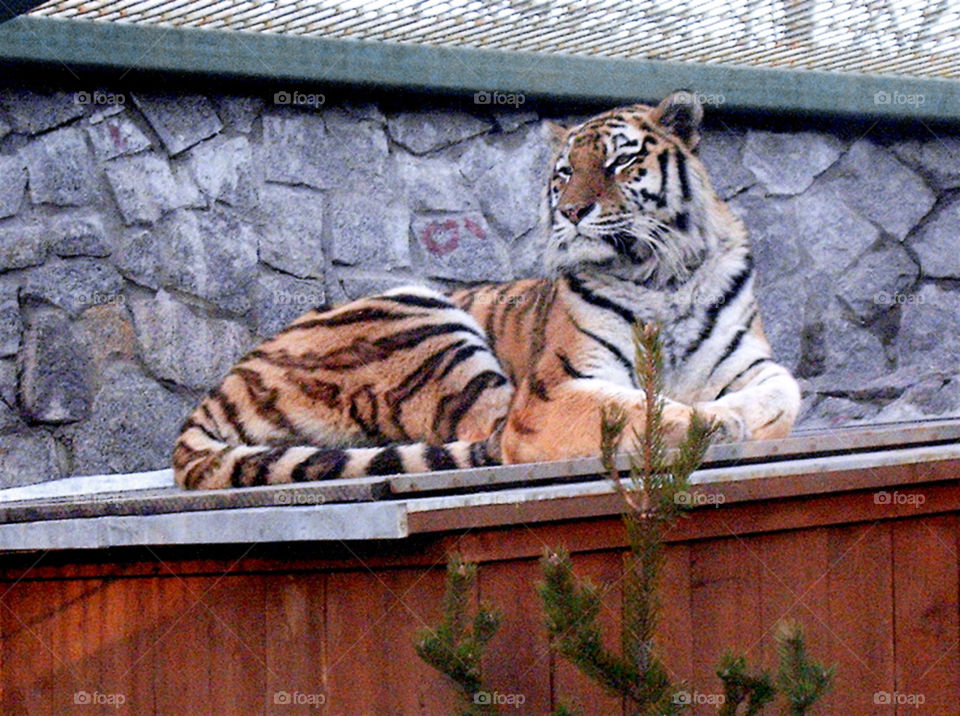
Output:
174,92,800,489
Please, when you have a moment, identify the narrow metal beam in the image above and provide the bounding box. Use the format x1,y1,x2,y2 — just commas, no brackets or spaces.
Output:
0,16,958,122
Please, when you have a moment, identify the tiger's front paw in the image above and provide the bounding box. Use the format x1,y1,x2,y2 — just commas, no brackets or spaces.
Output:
693,403,749,443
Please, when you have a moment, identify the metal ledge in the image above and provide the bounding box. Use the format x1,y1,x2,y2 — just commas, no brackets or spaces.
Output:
1,16,959,122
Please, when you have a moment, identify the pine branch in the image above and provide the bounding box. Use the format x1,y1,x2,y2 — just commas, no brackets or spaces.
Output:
415,555,503,716
717,652,775,716
774,620,835,715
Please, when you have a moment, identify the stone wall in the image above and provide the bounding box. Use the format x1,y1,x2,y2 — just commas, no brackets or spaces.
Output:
0,87,957,486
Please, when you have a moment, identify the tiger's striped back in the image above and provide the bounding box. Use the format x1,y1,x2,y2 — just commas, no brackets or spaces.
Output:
174,91,800,489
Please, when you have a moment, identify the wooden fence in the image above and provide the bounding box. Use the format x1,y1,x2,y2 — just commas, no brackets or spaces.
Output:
1,423,958,714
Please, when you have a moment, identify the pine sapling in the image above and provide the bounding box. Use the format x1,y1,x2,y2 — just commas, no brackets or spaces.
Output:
717,652,775,716
774,620,835,715
415,554,503,716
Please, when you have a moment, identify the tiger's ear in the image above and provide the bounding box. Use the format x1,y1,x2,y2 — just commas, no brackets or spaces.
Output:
543,120,570,146
651,90,703,150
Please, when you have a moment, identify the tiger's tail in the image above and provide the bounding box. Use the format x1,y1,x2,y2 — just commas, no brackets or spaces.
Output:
173,419,501,490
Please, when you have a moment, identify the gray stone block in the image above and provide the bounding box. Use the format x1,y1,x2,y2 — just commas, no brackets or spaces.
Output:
253,271,326,337
754,280,803,373
50,212,111,258
801,308,890,391
412,212,507,281
742,130,843,195
493,109,539,133
0,395,20,432
187,135,259,208
104,152,198,225
0,358,14,407
0,90,84,135
394,152,477,213
131,290,253,389
909,194,960,279
85,111,152,160
258,184,324,278
0,432,63,487
64,361,195,476
0,116,10,140
0,154,26,219
699,130,756,200
792,184,881,274
729,190,805,282
898,284,960,377
457,122,554,241
387,109,491,154
892,137,960,191
18,308,92,424
816,140,935,240
0,284,20,357
835,241,919,323
214,95,264,133
131,93,222,156
0,219,47,271
114,229,161,289
72,302,138,390
24,127,97,206
157,209,259,314
879,374,960,421
327,182,411,269
801,396,881,428
22,258,125,318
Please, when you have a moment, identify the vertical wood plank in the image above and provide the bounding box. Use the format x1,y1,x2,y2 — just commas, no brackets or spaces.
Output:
659,543,694,690
325,566,449,715
689,535,762,715
265,573,327,716
0,576,56,714
479,558,552,714
893,515,959,714
53,578,103,713
205,574,267,715
827,522,895,715
550,550,624,716
153,576,212,716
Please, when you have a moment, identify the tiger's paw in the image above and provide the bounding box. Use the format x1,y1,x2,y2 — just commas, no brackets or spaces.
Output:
693,403,749,443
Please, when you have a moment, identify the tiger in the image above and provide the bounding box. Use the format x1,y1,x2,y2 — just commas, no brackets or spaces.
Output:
173,90,801,489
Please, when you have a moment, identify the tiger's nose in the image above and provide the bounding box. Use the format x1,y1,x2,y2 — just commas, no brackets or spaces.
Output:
560,201,595,224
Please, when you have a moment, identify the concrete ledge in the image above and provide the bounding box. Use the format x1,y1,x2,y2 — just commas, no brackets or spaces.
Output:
2,16,960,122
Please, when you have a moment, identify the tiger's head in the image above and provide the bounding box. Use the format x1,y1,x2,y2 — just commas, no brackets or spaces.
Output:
545,91,737,287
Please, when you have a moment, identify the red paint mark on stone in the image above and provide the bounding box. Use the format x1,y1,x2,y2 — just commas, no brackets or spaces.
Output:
108,122,125,150
463,217,486,239
421,218,460,256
